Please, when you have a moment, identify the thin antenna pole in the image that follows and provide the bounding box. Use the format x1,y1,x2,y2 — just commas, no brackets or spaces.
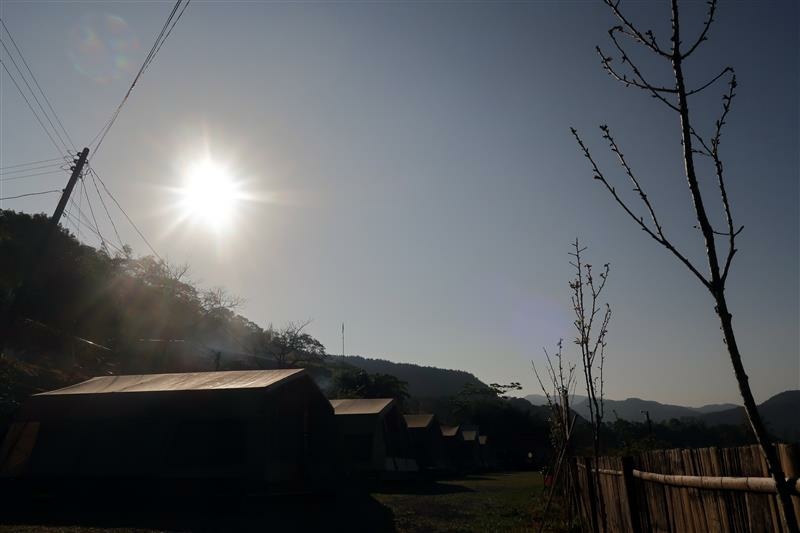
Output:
342,322,345,357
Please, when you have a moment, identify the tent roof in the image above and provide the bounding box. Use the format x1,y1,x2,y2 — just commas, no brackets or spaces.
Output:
440,425,461,437
37,369,305,396
329,398,394,415
404,414,435,429
462,430,478,442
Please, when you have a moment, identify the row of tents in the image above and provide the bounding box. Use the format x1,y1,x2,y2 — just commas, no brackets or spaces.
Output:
0,368,494,493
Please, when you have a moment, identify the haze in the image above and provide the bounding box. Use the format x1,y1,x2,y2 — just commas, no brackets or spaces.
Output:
1,1,797,406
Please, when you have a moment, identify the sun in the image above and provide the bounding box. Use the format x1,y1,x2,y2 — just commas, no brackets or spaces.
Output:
178,159,241,231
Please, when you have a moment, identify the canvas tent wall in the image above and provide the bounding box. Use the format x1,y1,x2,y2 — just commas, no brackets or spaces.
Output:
0,369,337,493
478,435,495,469
329,398,417,475
460,426,482,471
403,414,445,470
440,424,463,471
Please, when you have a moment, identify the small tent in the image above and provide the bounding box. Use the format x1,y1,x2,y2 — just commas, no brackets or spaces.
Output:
460,426,482,471
403,414,446,470
0,369,337,493
478,435,495,469
440,424,463,471
329,398,417,476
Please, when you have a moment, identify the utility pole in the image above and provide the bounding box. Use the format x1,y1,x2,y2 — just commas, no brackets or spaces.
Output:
51,147,89,228
1,148,89,337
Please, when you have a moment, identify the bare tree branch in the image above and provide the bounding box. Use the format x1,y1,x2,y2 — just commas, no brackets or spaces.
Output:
603,0,672,58
712,73,740,283
686,66,733,96
681,0,718,60
570,127,712,290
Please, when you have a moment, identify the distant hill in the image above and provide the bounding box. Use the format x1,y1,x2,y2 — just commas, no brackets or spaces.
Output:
333,355,487,398
525,390,799,443
692,403,740,414
524,394,739,422
701,390,800,442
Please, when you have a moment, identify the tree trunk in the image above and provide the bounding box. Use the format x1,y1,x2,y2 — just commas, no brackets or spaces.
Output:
667,2,798,527
715,292,799,532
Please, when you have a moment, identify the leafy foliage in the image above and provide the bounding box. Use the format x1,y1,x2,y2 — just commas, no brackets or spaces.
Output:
331,368,410,405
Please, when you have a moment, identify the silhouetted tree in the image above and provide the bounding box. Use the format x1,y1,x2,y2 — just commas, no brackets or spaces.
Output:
250,320,327,368
332,368,409,406
570,1,796,529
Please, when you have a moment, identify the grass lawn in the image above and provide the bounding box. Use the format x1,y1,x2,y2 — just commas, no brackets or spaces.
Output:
374,470,545,533
0,470,550,532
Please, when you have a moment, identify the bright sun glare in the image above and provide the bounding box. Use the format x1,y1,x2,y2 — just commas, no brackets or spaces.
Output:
179,159,240,231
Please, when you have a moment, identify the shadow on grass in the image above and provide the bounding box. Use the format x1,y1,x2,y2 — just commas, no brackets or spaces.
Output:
372,479,475,495
0,485,397,532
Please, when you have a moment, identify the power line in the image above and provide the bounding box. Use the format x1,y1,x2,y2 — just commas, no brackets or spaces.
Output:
0,189,61,201
89,169,124,250
146,0,191,75
0,169,67,182
0,17,75,149
91,0,189,158
89,167,162,261
0,59,64,154
0,161,65,175
0,37,69,153
63,207,125,257
76,172,84,241
0,156,66,171
80,175,108,254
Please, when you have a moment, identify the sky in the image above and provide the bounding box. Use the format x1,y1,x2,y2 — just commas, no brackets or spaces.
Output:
0,1,797,407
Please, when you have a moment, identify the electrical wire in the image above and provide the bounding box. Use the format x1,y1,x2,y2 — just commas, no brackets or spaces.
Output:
0,169,66,182
68,192,82,241
0,38,69,153
0,59,64,154
63,209,125,257
146,0,191,75
90,0,188,157
0,156,66,171
80,175,108,254
89,167,162,261
0,189,61,201
69,207,124,254
76,173,84,241
89,169,124,250
0,17,75,149
0,161,65,175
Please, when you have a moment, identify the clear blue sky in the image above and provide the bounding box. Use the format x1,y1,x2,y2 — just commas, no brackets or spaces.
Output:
1,1,797,406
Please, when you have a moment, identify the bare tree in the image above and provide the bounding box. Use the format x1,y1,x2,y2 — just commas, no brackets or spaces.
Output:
533,339,577,460
251,319,327,368
570,1,798,530
569,240,610,463
569,240,611,532
532,339,579,532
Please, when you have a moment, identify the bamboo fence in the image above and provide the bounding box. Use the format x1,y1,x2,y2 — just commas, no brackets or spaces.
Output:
570,444,800,533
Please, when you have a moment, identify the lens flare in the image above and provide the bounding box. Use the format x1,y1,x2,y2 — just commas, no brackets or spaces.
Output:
68,13,139,83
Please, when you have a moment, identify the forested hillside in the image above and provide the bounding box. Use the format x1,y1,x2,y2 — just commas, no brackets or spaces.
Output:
334,355,487,398
1,210,550,466
0,210,327,417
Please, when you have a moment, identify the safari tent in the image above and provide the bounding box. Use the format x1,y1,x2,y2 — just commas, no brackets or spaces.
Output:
0,369,337,493
403,414,446,470
329,398,417,476
440,424,463,470
460,426,482,470
478,435,495,469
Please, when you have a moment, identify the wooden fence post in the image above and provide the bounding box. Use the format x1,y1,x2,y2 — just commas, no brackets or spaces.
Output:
585,456,600,533
622,456,643,533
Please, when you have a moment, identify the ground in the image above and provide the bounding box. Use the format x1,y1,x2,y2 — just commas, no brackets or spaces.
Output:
374,471,544,533
0,471,546,533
